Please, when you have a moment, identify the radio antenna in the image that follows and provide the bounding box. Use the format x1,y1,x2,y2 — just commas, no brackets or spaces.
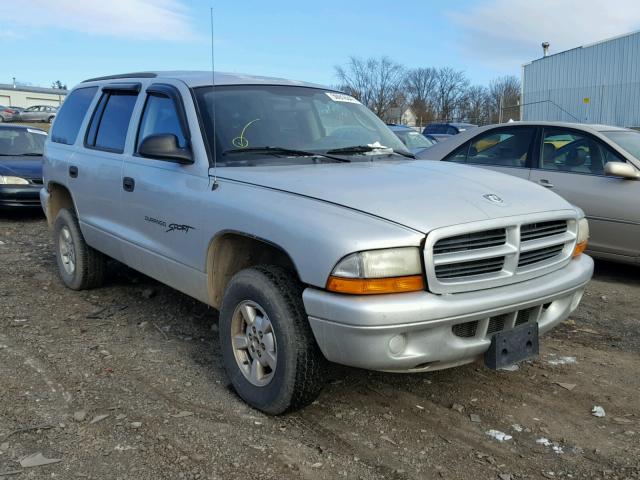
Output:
210,6,219,190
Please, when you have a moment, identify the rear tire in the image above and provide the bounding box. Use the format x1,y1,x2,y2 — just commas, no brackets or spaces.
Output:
47,116,54,124
219,265,326,414
53,208,105,290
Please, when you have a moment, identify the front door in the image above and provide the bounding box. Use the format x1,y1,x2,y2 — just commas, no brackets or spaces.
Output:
529,127,640,261
120,81,210,300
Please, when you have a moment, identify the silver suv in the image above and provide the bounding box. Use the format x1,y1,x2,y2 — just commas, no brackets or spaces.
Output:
40,71,593,414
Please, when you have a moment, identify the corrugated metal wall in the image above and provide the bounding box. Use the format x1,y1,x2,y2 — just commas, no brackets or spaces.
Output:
522,31,640,127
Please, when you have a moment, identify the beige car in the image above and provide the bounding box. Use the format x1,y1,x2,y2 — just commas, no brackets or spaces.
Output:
418,122,640,265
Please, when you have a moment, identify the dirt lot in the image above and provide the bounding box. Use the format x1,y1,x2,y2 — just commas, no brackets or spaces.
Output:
1,212,639,480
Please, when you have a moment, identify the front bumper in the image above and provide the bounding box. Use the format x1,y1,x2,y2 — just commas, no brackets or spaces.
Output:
0,184,42,208
303,254,593,372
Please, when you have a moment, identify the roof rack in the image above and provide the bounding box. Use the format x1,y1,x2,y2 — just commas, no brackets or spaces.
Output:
82,72,157,83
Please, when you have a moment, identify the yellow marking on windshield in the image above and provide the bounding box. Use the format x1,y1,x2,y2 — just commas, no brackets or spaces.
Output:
232,118,261,148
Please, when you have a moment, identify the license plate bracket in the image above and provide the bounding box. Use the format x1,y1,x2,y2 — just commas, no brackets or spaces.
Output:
485,322,539,369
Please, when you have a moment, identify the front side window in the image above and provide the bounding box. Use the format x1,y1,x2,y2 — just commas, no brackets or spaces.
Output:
465,128,534,167
195,85,409,165
86,91,138,153
541,129,617,175
50,86,98,145
137,94,187,150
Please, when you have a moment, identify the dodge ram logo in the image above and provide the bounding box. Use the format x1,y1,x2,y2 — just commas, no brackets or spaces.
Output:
483,193,504,204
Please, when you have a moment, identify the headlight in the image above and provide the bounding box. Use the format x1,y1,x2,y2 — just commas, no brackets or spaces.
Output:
0,176,30,185
573,217,589,257
327,247,425,294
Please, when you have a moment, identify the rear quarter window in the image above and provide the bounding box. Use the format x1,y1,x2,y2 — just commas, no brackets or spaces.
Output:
50,87,98,145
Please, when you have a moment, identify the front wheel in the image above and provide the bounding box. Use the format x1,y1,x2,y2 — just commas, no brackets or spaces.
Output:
219,266,326,414
53,208,105,290
47,116,55,123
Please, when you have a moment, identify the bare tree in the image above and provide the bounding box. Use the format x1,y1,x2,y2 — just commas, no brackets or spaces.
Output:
335,56,405,121
434,68,470,121
488,75,521,122
460,85,490,125
404,67,438,124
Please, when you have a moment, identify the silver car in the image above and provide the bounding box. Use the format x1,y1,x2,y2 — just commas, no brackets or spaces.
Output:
18,105,58,123
418,122,640,265
40,73,593,414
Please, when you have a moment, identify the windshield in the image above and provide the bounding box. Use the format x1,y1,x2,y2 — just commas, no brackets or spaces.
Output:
602,131,640,160
395,130,435,149
195,85,410,165
0,128,46,156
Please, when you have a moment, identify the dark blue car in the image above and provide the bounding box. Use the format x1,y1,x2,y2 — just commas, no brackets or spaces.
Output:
423,122,477,136
0,124,46,208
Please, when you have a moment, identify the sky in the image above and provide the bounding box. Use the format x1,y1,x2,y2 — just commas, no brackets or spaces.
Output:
2,0,640,90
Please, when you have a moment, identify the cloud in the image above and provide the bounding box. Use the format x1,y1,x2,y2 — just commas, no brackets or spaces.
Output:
0,0,199,42
449,0,640,66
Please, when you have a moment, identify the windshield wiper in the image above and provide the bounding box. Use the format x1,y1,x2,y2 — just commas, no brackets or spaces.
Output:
326,145,415,159
19,153,43,156
222,146,349,163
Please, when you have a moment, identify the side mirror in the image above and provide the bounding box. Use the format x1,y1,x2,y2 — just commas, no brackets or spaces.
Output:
138,134,193,164
604,161,639,180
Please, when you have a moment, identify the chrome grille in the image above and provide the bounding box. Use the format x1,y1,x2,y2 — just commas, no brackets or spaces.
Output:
435,256,504,279
518,244,564,267
433,228,506,254
521,220,567,241
425,212,577,294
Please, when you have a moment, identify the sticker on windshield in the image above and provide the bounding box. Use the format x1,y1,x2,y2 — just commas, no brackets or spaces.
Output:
27,128,47,135
325,92,360,104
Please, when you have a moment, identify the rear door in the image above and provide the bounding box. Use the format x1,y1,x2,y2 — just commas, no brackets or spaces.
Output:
529,127,640,260
443,126,535,180
69,83,140,258
119,80,209,280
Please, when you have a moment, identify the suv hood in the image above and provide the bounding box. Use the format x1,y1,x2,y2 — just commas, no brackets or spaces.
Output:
217,160,576,233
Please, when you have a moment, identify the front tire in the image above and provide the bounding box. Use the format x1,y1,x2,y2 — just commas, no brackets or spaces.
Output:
47,116,55,124
219,266,326,414
53,208,105,290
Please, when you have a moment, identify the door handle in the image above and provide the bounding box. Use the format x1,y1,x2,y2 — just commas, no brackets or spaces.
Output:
538,179,554,188
122,177,135,192
68,165,78,178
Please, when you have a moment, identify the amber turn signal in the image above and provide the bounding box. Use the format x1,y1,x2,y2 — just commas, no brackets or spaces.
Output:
326,275,425,295
573,240,588,257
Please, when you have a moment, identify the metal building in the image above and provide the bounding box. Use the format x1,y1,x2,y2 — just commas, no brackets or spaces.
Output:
522,30,640,128
0,84,67,109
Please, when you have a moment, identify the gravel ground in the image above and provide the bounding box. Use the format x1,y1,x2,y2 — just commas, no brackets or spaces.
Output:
1,211,639,480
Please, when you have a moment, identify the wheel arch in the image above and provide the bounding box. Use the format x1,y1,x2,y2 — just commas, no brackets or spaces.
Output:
45,182,77,228
205,230,301,309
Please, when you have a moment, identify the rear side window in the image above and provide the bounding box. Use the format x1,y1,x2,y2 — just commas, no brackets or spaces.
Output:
85,91,138,153
50,87,97,145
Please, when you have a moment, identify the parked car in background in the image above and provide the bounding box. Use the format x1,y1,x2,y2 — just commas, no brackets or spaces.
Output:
418,121,640,264
388,124,436,154
424,133,453,143
18,105,58,123
423,122,477,136
41,72,593,414
0,124,46,208
0,106,19,122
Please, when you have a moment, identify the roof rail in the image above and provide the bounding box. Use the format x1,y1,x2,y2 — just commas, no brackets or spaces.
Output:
82,72,157,83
